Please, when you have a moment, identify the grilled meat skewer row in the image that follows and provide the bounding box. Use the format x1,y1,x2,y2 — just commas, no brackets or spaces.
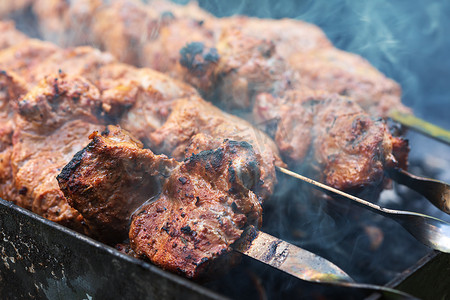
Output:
0,21,408,231
9,0,409,118
0,21,280,231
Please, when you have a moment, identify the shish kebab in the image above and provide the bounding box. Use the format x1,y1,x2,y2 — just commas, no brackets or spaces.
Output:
0,18,447,235
0,23,420,297
0,21,448,295
7,0,449,205
0,19,408,219
0,17,448,234
12,0,449,143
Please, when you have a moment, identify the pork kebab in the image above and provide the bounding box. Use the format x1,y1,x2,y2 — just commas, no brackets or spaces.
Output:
0,20,409,236
0,0,412,198
11,0,409,118
0,21,280,232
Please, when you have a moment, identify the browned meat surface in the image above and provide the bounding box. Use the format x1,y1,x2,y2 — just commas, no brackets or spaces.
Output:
0,21,28,50
141,18,217,94
0,22,115,88
1,1,409,117
130,139,263,278
90,0,158,65
289,48,410,117
0,39,59,81
57,125,178,243
254,88,409,198
141,16,292,111
0,70,27,202
149,96,284,199
216,16,332,59
58,125,263,278
10,73,106,230
210,27,291,110
27,46,115,85
96,63,198,138
0,0,32,17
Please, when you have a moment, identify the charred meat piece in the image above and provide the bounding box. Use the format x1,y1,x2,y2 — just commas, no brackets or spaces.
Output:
9,73,106,230
58,126,263,278
130,139,263,278
254,88,409,199
148,96,284,199
57,125,178,243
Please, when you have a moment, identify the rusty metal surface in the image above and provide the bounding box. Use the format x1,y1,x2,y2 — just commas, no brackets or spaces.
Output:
0,198,226,300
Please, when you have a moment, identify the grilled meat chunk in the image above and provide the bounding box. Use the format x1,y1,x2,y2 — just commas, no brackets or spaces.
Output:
0,70,27,202
26,46,115,85
142,19,217,94
216,16,332,59
0,39,59,82
58,125,263,278
0,21,28,50
10,73,105,230
57,125,178,243
130,138,263,278
254,88,409,198
149,96,284,199
289,48,409,117
97,63,198,137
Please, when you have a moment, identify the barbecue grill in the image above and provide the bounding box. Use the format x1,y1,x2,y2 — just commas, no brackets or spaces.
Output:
1,0,450,299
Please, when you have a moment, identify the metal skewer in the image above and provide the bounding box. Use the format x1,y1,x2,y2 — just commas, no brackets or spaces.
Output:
389,109,450,146
235,226,417,299
387,167,450,215
277,166,450,253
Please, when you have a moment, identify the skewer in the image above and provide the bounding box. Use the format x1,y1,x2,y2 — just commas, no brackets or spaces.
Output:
389,109,450,146
235,226,416,299
386,168,450,215
276,166,450,253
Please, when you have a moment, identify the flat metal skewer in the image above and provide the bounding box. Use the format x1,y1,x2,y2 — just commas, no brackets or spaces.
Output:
387,167,450,215
277,166,450,253
234,226,417,299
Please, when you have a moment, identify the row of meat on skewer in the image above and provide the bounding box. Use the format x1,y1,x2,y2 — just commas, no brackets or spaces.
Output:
0,0,411,278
